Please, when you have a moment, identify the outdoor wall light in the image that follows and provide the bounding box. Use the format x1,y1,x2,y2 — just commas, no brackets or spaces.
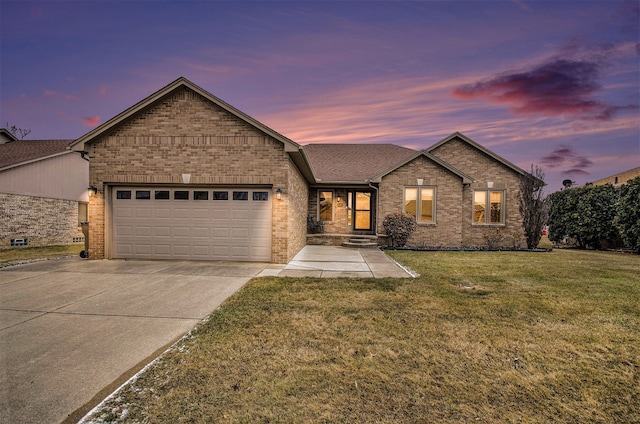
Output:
487,181,494,188
276,188,282,200
88,186,98,196
337,195,342,203
417,178,424,186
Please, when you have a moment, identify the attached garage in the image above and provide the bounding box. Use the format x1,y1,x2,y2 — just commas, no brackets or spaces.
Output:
111,186,272,261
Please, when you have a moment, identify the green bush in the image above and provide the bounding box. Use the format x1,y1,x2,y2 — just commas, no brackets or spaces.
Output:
614,176,640,251
548,183,620,249
383,212,417,247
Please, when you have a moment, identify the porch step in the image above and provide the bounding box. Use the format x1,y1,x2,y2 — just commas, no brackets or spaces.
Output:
342,237,379,249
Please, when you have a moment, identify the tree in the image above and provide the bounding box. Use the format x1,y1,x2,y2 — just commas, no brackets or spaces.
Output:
5,122,31,139
614,176,640,251
548,184,619,249
518,165,549,249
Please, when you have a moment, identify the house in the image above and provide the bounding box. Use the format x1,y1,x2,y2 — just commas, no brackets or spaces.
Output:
589,167,640,188
69,77,528,262
0,136,89,248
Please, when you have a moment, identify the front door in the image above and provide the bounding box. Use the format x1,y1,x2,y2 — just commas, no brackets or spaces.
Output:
354,191,372,230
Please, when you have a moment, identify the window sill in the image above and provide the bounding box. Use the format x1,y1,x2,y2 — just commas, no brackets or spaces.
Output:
417,222,436,226
472,223,505,227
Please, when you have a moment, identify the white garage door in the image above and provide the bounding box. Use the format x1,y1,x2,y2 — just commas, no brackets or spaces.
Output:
112,187,272,261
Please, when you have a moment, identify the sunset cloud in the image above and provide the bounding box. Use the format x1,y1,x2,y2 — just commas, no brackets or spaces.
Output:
540,145,593,176
82,116,100,127
452,58,637,120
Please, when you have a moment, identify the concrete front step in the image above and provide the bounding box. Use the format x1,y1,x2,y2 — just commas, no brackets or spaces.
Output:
342,237,379,248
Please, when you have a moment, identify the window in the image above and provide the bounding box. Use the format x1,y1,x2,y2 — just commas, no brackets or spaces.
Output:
174,190,189,200
213,191,229,200
194,191,209,200
404,187,435,223
155,190,170,200
319,191,333,221
253,192,269,201
136,190,151,200
233,191,248,201
116,190,131,199
473,190,504,224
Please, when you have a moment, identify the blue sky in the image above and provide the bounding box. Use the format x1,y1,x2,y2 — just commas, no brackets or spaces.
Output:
1,0,638,190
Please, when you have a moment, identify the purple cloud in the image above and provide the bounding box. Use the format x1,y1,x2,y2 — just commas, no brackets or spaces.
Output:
452,58,636,120
540,144,593,177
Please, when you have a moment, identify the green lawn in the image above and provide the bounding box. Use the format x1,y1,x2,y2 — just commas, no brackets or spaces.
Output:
84,249,639,423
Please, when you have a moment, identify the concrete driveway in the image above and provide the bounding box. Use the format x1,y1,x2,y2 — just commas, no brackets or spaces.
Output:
0,247,411,423
0,257,265,424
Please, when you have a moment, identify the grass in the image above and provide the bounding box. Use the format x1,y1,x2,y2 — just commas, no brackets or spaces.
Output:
84,249,639,423
0,244,83,264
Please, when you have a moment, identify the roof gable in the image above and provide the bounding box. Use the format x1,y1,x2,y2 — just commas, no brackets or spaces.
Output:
303,144,416,183
69,77,301,153
427,131,526,176
0,139,74,171
371,150,474,184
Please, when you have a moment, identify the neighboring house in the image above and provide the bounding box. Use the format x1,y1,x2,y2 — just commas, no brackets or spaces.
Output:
69,77,528,263
590,167,640,187
0,136,89,248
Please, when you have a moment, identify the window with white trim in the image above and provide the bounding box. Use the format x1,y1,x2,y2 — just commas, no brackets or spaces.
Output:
473,190,505,224
404,187,435,224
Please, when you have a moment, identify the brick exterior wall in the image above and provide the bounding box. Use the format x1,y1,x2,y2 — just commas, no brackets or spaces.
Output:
429,137,526,248
285,159,309,262
85,86,301,262
379,155,464,247
0,193,84,249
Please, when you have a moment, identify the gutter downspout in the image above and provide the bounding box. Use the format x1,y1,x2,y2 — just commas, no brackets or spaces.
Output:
368,181,379,235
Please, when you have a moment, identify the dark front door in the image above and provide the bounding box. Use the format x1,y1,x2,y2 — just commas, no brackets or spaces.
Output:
354,191,372,230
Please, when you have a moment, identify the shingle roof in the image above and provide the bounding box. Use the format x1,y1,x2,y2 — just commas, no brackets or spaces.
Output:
303,143,417,182
0,139,73,170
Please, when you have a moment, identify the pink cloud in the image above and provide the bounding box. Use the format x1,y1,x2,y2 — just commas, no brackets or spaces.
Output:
44,90,57,97
452,58,638,120
99,86,107,96
82,116,100,127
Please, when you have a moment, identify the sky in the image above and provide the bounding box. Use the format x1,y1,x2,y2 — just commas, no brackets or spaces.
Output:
1,0,638,191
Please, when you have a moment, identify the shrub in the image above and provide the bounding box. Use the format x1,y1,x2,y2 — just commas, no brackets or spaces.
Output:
548,184,619,249
615,176,640,251
383,212,417,247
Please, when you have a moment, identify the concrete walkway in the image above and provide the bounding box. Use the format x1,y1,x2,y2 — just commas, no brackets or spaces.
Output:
258,245,414,278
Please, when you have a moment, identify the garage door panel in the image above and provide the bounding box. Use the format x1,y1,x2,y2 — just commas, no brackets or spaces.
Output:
112,187,271,261
135,208,152,218
115,207,133,218
173,208,191,219
135,226,153,237
154,208,172,219
154,245,171,255
135,244,152,255
154,227,171,237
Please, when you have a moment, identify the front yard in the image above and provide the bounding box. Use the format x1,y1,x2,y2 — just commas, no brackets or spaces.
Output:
84,249,638,423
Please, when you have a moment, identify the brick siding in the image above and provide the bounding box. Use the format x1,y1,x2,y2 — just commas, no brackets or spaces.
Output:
86,86,299,261
379,155,464,247
0,193,84,248
429,137,526,248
